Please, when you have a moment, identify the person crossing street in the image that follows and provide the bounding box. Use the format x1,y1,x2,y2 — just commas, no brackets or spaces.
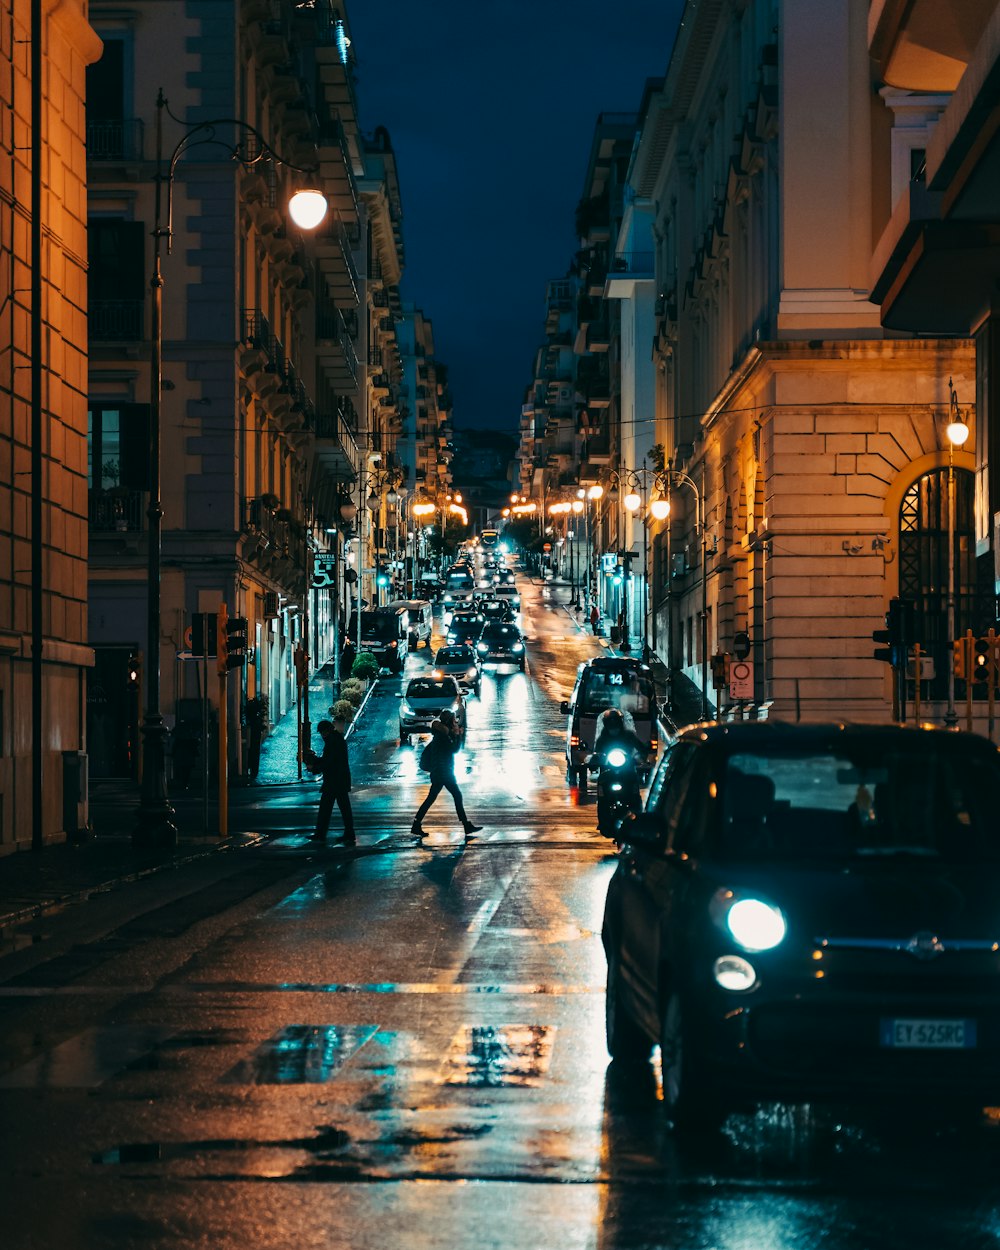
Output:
305,718,356,845
411,709,482,841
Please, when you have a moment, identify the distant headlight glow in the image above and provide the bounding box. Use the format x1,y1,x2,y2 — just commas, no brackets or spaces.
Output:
726,898,786,952
477,642,488,653
512,643,523,653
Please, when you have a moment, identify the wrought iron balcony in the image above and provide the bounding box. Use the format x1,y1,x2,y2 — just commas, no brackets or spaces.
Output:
86,118,144,162
89,488,145,532
90,300,144,342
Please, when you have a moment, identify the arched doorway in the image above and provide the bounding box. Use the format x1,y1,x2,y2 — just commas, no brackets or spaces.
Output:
898,466,985,700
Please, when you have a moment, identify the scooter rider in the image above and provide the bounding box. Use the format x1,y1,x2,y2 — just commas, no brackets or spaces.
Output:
591,709,645,838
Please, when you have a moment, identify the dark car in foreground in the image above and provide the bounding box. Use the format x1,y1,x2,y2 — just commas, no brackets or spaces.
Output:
602,721,1000,1130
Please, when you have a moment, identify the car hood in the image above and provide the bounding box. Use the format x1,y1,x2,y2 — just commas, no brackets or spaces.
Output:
701,859,1000,940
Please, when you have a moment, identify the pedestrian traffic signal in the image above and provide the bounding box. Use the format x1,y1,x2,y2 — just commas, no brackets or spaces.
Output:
710,652,731,689
216,604,229,675
953,636,972,683
225,616,249,670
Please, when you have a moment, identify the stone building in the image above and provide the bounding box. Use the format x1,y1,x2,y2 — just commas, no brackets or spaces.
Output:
627,0,979,723
85,0,403,787
0,0,101,851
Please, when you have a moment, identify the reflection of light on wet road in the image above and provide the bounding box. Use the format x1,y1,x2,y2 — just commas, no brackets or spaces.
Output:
225,1024,378,1084
440,1024,556,1087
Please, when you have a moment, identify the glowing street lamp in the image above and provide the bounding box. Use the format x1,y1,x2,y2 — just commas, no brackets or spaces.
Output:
134,91,328,849
945,378,970,728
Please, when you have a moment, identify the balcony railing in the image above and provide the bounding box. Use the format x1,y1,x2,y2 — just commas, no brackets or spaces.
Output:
90,300,144,342
86,118,144,161
89,488,145,532
316,301,359,386
610,251,655,275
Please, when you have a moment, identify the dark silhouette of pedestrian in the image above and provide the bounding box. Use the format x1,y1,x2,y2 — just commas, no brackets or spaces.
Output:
590,604,600,635
411,709,482,841
306,718,355,844
341,637,356,679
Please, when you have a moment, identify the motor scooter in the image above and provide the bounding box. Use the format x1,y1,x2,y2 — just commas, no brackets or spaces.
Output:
591,743,643,840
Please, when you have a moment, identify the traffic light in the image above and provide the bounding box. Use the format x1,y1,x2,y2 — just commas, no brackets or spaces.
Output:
887,596,915,650
225,616,248,670
293,645,308,686
873,596,915,666
127,653,142,690
190,612,217,658
376,565,390,588
216,604,228,675
953,636,972,683
872,623,895,666
973,636,993,687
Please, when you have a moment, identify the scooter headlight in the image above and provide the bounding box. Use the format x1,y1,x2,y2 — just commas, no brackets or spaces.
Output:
606,748,628,768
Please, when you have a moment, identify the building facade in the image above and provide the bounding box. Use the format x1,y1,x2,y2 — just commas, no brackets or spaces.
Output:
85,0,404,785
0,0,101,851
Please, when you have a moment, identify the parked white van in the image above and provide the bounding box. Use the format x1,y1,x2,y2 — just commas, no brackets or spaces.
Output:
386,599,434,650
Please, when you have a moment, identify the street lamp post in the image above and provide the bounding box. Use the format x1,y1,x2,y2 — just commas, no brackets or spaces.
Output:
634,464,709,720
133,91,327,848
945,378,970,728
571,499,584,606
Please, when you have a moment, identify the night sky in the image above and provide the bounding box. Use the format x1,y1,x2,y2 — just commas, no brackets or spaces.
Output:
347,1,686,436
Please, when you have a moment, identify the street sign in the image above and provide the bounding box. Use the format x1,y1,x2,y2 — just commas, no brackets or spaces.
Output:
733,630,751,660
729,660,753,700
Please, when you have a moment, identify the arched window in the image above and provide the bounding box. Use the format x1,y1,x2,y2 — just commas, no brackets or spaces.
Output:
898,466,979,699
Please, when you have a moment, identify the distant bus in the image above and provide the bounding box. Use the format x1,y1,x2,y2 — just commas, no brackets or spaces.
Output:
480,529,499,548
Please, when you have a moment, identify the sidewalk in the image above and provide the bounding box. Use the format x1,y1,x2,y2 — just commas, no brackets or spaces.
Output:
0,661,367,935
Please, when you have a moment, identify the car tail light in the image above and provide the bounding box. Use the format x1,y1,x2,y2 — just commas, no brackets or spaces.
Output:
570,734,580,747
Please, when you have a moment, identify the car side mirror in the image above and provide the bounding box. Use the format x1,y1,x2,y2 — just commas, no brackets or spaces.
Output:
620,810,665,850
560,700,571,715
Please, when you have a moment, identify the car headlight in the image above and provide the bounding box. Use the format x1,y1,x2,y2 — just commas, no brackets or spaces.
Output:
466,667,478,678
606,747,628,768
725,898,786,952
477,642,488,653
399,702,413,717
512,643,523,653
432,670,443,679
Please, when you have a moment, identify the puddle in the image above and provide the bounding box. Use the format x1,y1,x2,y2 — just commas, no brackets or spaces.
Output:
439,1024,556,1087
223,1024,379,1084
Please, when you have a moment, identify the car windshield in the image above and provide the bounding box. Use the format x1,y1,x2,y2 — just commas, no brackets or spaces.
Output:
714,745,1000,861
579,669,654,716
406,679,456,700
436,647,472,664
358,612,398,641
483,625,518,642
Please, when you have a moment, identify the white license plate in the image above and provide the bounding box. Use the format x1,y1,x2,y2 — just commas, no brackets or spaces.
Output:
880,1018,976,1048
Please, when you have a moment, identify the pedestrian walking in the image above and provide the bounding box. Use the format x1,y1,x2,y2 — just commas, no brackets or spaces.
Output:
305,718,356,844
411,709,482,841
590,604,600,636
341,636,356,679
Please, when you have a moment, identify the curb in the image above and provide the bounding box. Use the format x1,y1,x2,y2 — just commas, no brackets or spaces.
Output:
0,832,269,931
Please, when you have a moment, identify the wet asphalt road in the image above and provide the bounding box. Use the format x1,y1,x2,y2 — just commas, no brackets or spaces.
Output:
3,575,1000,1248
